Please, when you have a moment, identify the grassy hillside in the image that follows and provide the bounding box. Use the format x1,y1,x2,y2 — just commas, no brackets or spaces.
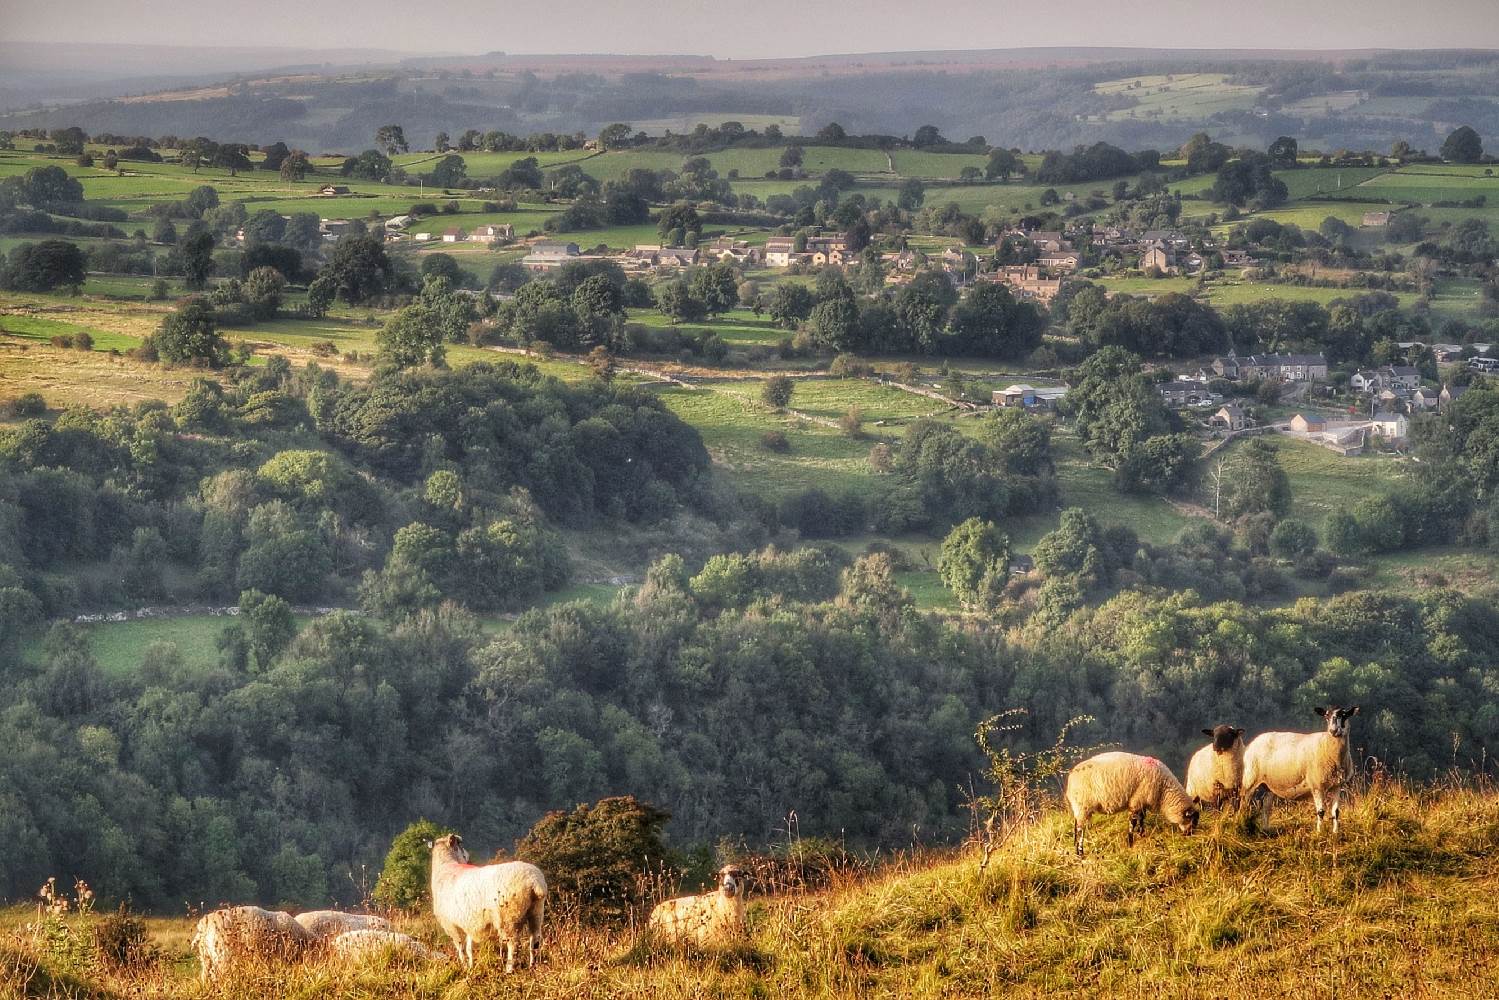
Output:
4,782,1496,998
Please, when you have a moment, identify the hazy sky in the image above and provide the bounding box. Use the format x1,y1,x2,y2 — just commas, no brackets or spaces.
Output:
5,0,1499,58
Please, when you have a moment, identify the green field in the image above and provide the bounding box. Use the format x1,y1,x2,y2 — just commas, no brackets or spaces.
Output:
1094,73,1264,122
0,312,140,351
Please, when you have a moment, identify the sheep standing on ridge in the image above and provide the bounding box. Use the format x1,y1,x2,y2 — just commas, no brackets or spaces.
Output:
1242,705,1359,834
292,910,393,939
1065,751,1199,857
647,865,748,946
329,928,437,965
429,833,547,973
191,905,315,983
1185,725,1247,812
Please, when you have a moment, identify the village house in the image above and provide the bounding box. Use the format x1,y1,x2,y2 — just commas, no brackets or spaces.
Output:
1026,230,1070,252
1351,365,1420,393
990,265,1062,305
441,226,466,243
1289,413,1327,434
1409,386,1441,411
1371,411,1409,441
1440,383,1468,410
1221,248,1256,267
1037,251,1081,273
1213,352,1328,382
1141,246,1176,274
1210,404,1248,431
764,236,797,267
1159,379,1213,406
1362,211,1392,228
469,223,513,244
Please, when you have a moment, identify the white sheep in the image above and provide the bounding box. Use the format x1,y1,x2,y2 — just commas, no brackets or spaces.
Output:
1185,724,1247,812
292,910,394,939
328,928,437,965
1241,705,1359,833
191,905,315,983
429,833,547,973
647,865,748,946
1065,751,1199,857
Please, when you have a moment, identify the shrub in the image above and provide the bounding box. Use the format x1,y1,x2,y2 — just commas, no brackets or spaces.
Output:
762,374,794,408
839,405,865,438
373,818,455,911
92,904,159,971
760,430,790,452
5,391,46,417
514,795,671,925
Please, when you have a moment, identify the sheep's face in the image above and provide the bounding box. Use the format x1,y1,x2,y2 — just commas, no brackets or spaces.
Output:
1202,725,1246,752
718,866,745,898
1315,705,1360,738
1179,806,1200,835
433,833,469,863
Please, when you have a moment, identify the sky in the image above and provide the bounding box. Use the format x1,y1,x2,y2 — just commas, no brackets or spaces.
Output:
4,0,1499,59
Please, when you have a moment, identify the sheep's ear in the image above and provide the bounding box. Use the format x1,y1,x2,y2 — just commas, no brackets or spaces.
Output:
1313,706,1327,717
1348,705,1361,716
1235,728,1246,737
1202,728,1213,737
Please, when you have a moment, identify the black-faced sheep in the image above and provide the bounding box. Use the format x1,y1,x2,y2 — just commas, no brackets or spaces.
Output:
1185,724,1247,812
191,905,315,982
429,833,547,973
1065,751,1199,857
1242,705,1359,833
647,865,748,945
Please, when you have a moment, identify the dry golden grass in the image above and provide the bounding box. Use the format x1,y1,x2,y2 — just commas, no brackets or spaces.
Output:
5,781,1498,999
0,341,197,411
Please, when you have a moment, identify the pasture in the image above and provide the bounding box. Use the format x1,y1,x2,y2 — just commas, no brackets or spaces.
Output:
1093,73,1264,122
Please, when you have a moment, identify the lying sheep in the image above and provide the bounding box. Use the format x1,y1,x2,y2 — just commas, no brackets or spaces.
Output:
647,865,748,946
329,928,437,965
191,905,315,982
429,833,547,973
1185,724,1247,812
1242,705,1359,834
1065,751,1199,857
293,910,394,939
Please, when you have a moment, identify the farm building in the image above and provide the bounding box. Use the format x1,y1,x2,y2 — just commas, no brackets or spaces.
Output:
317,184,351,196
521,240,584,271
992,384,1066,410
1289,413,1326,433
1160,379,1213,406
1362,211,1392,227
441,227,466,243
470,223,513,243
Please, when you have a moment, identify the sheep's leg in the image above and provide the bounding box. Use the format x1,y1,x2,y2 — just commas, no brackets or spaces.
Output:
1331,788,1342,835
1127,809,1143,846
504,937,516,975
1312,787,1325,833
1073,819,1084,858
464,933,475,970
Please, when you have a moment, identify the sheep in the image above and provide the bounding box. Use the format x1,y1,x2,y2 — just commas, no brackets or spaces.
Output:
191,905,315,983
1241,705,1359,834
647,865,748,946
429,833,547,973
292,910,394,939
1185,724,1247,812
1065,751,1199,857
328,928,437,965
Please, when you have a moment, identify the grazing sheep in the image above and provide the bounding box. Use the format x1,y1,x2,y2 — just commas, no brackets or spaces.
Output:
191,905,315,983
429,833,547,973
293,910,394,939
329,928,437,965
1242,705,1359,834
647,865,748,946
1065,751,1199,857
1185,725,1247,812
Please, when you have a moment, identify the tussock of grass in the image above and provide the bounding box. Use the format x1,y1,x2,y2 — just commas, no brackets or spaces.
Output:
5,783,1498,998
